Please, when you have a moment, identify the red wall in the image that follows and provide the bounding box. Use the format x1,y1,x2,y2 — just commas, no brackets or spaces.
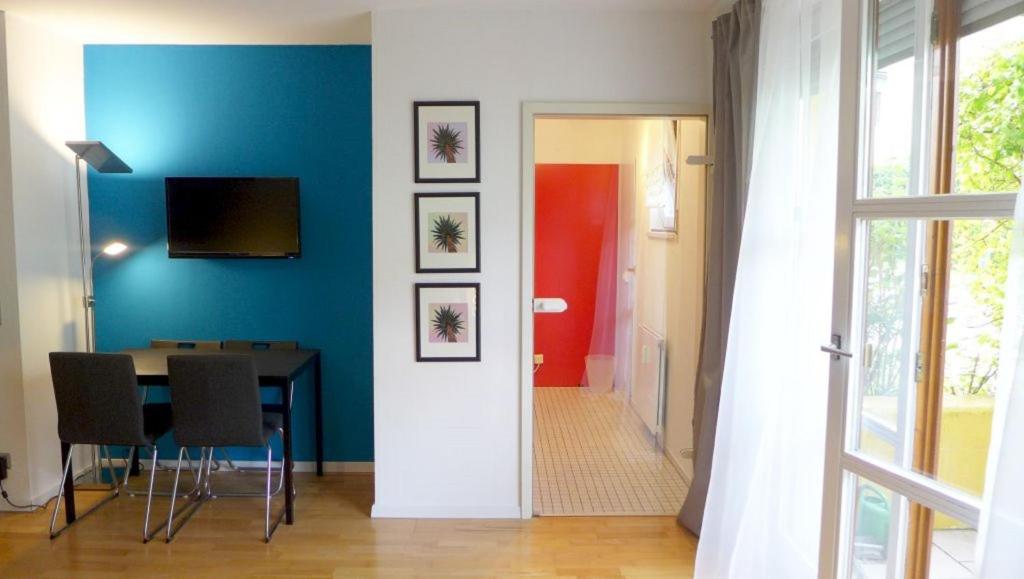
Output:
534,164,618,387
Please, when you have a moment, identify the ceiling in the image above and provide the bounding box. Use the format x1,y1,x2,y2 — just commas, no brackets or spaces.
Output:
0,0,716,45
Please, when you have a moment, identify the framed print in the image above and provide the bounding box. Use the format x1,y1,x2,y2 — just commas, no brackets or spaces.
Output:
646,119,679,236
415,192,480,273
415,283,480,362
414,101,480,183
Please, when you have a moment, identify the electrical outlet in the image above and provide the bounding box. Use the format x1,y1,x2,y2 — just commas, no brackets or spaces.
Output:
0,453,10,481
533,354,544,365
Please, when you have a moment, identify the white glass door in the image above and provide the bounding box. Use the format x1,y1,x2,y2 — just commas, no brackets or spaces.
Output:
820,0,1022,577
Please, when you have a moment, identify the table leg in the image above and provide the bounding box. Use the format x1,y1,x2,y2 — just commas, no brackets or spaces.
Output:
314,353,324,477
130,446,141,477
60,442,76,524
283,380,294,525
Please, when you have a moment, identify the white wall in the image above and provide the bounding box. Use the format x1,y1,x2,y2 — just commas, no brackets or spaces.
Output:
625,118,706,480
0,11,31,509
372,8,710,517
0,12,86,509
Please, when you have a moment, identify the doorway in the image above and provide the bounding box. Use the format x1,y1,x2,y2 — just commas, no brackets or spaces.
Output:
520,104,709,517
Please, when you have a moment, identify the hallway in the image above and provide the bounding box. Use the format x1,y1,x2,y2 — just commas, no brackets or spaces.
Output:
533,387,688,516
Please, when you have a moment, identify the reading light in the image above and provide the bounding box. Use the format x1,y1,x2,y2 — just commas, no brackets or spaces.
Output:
101,241,128,256
64,140,133,354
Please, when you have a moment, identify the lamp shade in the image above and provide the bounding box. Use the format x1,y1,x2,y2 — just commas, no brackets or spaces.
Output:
66,141,132,173
101,241,128,256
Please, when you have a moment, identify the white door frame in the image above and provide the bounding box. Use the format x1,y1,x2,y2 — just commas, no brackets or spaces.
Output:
519,101,711,518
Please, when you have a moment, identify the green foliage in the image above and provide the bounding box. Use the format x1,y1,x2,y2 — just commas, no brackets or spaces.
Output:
430,124,464,163
432,305,465,343
862,42,1021,397
944,219,1011,395
863,210,911,396
956,40,1024,194
431,214,465,253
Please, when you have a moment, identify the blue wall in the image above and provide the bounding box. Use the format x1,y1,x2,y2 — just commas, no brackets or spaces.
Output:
84,45,373,461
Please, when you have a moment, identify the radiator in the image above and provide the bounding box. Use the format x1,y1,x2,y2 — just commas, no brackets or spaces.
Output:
631,324,667,443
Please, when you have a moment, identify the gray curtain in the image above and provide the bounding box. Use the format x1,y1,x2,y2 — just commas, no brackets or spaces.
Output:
678,0,760,535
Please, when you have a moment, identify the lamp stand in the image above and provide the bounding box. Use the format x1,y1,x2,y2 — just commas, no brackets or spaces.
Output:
73,155,101,483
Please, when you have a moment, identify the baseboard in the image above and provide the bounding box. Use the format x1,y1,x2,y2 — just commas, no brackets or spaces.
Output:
12,463,94,512
99,458,374,474
371,503,521,519
666,452,693,487
236,460,374,473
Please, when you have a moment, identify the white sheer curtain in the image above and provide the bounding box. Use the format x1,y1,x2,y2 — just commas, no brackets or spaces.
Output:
694,0,841,575
977,188,1024,576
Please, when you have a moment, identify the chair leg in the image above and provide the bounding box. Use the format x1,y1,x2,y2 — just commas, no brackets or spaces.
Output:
101,446,121,493
49,444,74,538
264,439,285,542
203,447,214,496
218,448,238,471
142,446,159,542
166,447,210,543
119,446,137,489
165,447,187,542
49,444,122,539
265,445,273,541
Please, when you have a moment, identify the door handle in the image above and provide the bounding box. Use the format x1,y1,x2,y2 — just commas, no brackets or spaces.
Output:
820,345,853,359
533,298,568,313
821,334,853,360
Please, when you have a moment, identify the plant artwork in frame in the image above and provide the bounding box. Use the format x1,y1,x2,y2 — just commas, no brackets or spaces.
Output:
416,283,481,362
415,192,480,273
414,101,480,183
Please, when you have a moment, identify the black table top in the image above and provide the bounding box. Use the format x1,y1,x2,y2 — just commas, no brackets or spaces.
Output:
121,348,320,384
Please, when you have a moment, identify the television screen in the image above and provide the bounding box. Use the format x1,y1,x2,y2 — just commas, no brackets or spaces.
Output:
165,177,301,258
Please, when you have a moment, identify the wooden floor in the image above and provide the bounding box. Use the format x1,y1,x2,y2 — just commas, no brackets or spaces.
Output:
0,472,697,578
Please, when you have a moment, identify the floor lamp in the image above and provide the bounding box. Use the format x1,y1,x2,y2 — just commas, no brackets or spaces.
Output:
65,141,132,482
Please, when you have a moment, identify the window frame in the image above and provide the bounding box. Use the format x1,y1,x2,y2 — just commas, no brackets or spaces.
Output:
820,0,1021,576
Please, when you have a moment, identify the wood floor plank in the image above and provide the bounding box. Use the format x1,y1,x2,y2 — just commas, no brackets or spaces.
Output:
0,472,696,578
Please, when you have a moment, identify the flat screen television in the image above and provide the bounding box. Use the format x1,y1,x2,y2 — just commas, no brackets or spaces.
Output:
165,177,301,258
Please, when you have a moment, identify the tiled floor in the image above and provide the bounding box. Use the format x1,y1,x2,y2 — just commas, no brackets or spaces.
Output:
533,386,688,516
856,529,976,578
931,529,976,576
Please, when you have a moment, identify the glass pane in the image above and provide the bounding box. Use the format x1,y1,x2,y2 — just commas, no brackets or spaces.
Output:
844,475,978,578
849,477,906,578
866,0,928,198
953,15,1024,194
931,513,977,578
936,219,1012,495
851,218,1012,498
856,219,921,467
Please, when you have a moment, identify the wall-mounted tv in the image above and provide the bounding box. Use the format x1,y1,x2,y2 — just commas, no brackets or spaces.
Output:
165,177,301,258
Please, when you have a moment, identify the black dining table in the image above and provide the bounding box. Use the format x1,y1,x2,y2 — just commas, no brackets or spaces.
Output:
59,347,323,527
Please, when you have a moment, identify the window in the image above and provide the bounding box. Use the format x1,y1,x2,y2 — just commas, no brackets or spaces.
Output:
822,0,1022,577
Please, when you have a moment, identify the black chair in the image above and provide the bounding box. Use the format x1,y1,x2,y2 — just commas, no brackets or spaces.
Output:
165,355,285,543
146,340,219,470
48,353,173,541
218,340,297,473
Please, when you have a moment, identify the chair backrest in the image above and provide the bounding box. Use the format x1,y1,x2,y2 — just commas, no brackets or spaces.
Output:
150,339,222,350
223,340,299,351
49,352,147,446
167,354,265,447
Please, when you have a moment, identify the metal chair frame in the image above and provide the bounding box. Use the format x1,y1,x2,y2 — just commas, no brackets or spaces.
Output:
165,430,286,543
49,445,201,542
